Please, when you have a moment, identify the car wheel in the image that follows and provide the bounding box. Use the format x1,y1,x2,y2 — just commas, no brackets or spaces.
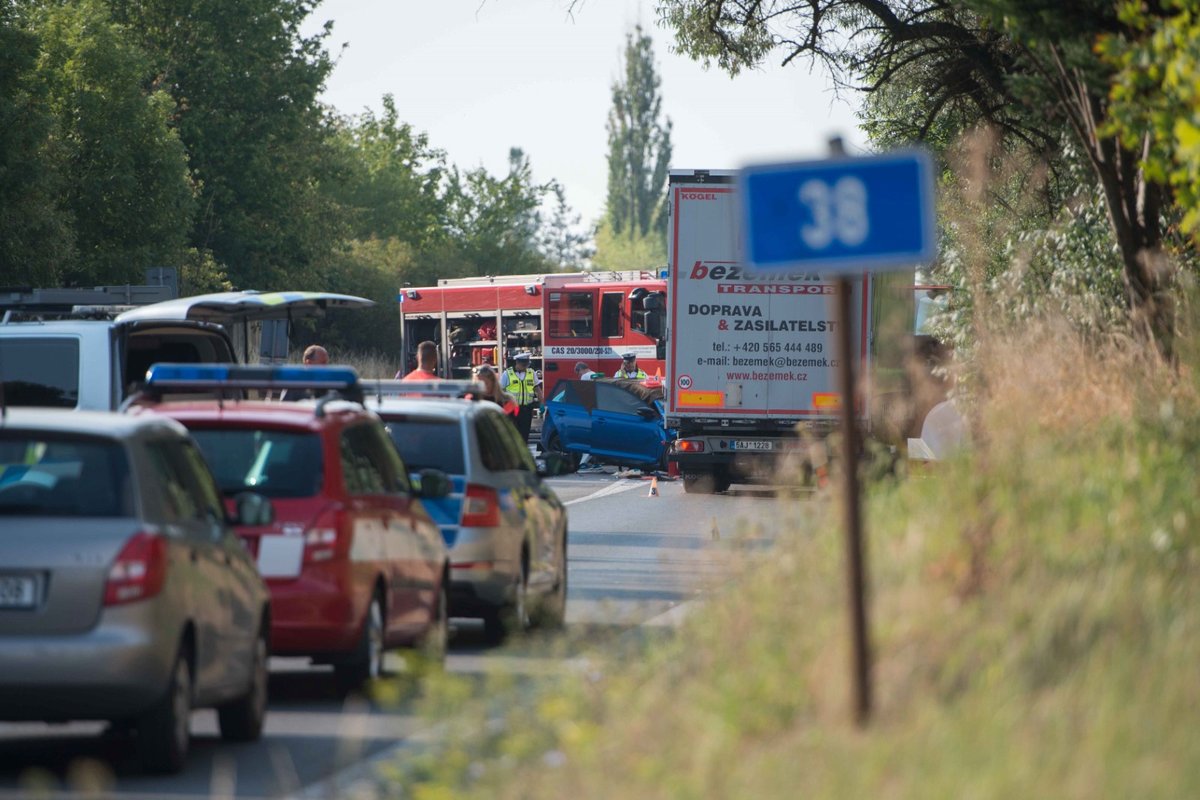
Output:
483,559,529,645
336,594,385,692
533,525,568,630
136,647,192,774
416,577,449,667
683,473,716,494
547,434,581,473
217,626,268,741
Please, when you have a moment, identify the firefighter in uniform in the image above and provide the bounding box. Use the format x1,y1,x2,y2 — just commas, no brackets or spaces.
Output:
503,351,540,442
613,352,648,380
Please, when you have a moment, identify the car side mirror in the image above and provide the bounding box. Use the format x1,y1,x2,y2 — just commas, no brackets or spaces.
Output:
232,492,274,527
412,468,451,499
636,406,657,420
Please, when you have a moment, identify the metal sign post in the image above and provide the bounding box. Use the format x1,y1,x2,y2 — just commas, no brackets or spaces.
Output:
739,142,937,726
833,271,871,724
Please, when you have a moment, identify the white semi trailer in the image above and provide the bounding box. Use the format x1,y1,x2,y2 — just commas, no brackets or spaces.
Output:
664,169,874,493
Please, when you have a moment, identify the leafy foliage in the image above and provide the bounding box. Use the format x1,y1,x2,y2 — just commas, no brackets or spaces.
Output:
604,25,672,243
444,148,555,278
657,0,1195,356
591,216,667,270
1104,1,1200,242
105,0,344,290
2,0,593,363
0,4,71,286
35,0,194,287
327,95,449,249
539,182,594,271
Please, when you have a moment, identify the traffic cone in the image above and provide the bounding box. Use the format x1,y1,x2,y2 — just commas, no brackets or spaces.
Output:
647,476,659,497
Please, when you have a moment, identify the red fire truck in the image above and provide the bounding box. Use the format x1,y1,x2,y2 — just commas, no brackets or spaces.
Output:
396,271,667,385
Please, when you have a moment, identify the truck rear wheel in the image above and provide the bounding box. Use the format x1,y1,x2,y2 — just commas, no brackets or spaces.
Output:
683,469,731,494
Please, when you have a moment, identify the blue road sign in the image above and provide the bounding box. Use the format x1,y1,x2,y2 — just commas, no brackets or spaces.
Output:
739,149,937,274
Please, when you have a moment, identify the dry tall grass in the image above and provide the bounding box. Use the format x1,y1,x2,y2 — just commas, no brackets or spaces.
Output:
388,250,1200,797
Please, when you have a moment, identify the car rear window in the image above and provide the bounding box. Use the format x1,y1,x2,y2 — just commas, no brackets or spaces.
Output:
0,435,131,516
189,428,323,498
382,417,465,475
0,338,80,408
123,328,235,395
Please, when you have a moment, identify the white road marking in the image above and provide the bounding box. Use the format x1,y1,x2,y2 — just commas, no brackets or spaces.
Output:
563,479,645,506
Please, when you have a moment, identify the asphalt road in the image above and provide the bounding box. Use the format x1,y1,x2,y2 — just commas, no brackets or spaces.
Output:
0,471,798,799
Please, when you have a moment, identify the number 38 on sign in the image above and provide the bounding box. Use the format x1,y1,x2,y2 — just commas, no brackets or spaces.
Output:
738,149,937,275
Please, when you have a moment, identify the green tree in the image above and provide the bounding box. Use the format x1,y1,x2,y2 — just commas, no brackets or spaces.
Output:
539,182,594,271
313,97,454,355
604,25,672,244
655,0,1185,356
35,0,194,287
327,95,449,248
0,4,72,286
1104,2,1200,242
445,147,554,277
591,216,666,270
106,0,343,290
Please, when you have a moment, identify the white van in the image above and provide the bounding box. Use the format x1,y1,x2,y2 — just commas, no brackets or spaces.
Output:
0,291,373,410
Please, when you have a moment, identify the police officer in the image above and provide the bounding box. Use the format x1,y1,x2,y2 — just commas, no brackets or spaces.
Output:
280,345,329,401
503,351,540,441
613,352,647,380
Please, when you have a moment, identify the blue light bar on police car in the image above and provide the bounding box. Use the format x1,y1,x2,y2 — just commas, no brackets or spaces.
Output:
144,363,360,392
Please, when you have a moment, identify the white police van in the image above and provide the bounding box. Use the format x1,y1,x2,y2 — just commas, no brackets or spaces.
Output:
0,290,372,411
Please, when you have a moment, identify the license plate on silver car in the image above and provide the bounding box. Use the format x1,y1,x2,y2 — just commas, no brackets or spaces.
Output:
731,440,776,451
0,575,36,609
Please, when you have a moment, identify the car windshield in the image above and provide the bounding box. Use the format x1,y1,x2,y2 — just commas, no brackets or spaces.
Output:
383,417,465,475
189,428,323,498
0,434,131,516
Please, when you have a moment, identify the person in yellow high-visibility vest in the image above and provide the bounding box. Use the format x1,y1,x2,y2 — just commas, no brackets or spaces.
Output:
502,351,540,442
613,352,648,380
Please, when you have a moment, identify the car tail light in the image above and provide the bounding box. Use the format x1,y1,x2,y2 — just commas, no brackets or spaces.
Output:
104,532,169,606
460,484,501,528
452,560,496,570
677,439,705,453
303,508,342,565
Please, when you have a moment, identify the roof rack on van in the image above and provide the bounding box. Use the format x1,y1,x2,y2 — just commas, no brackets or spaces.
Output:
137,363,364,405
362,379,485,402
0,286,174,318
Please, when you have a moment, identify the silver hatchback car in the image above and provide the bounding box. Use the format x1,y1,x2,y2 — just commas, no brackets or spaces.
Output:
0,409,272,773
365,393,567,643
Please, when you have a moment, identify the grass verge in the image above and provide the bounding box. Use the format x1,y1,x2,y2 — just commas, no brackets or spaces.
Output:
385,318,1200,799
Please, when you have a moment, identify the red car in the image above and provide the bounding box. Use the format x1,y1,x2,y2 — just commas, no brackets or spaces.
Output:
127,365,450,690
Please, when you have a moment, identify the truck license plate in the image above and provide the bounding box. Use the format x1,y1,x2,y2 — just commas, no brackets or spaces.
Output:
731,440,775,451
0,575,36,608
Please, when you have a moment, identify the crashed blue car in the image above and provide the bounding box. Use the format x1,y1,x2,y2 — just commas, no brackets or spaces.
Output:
541,379,670,471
